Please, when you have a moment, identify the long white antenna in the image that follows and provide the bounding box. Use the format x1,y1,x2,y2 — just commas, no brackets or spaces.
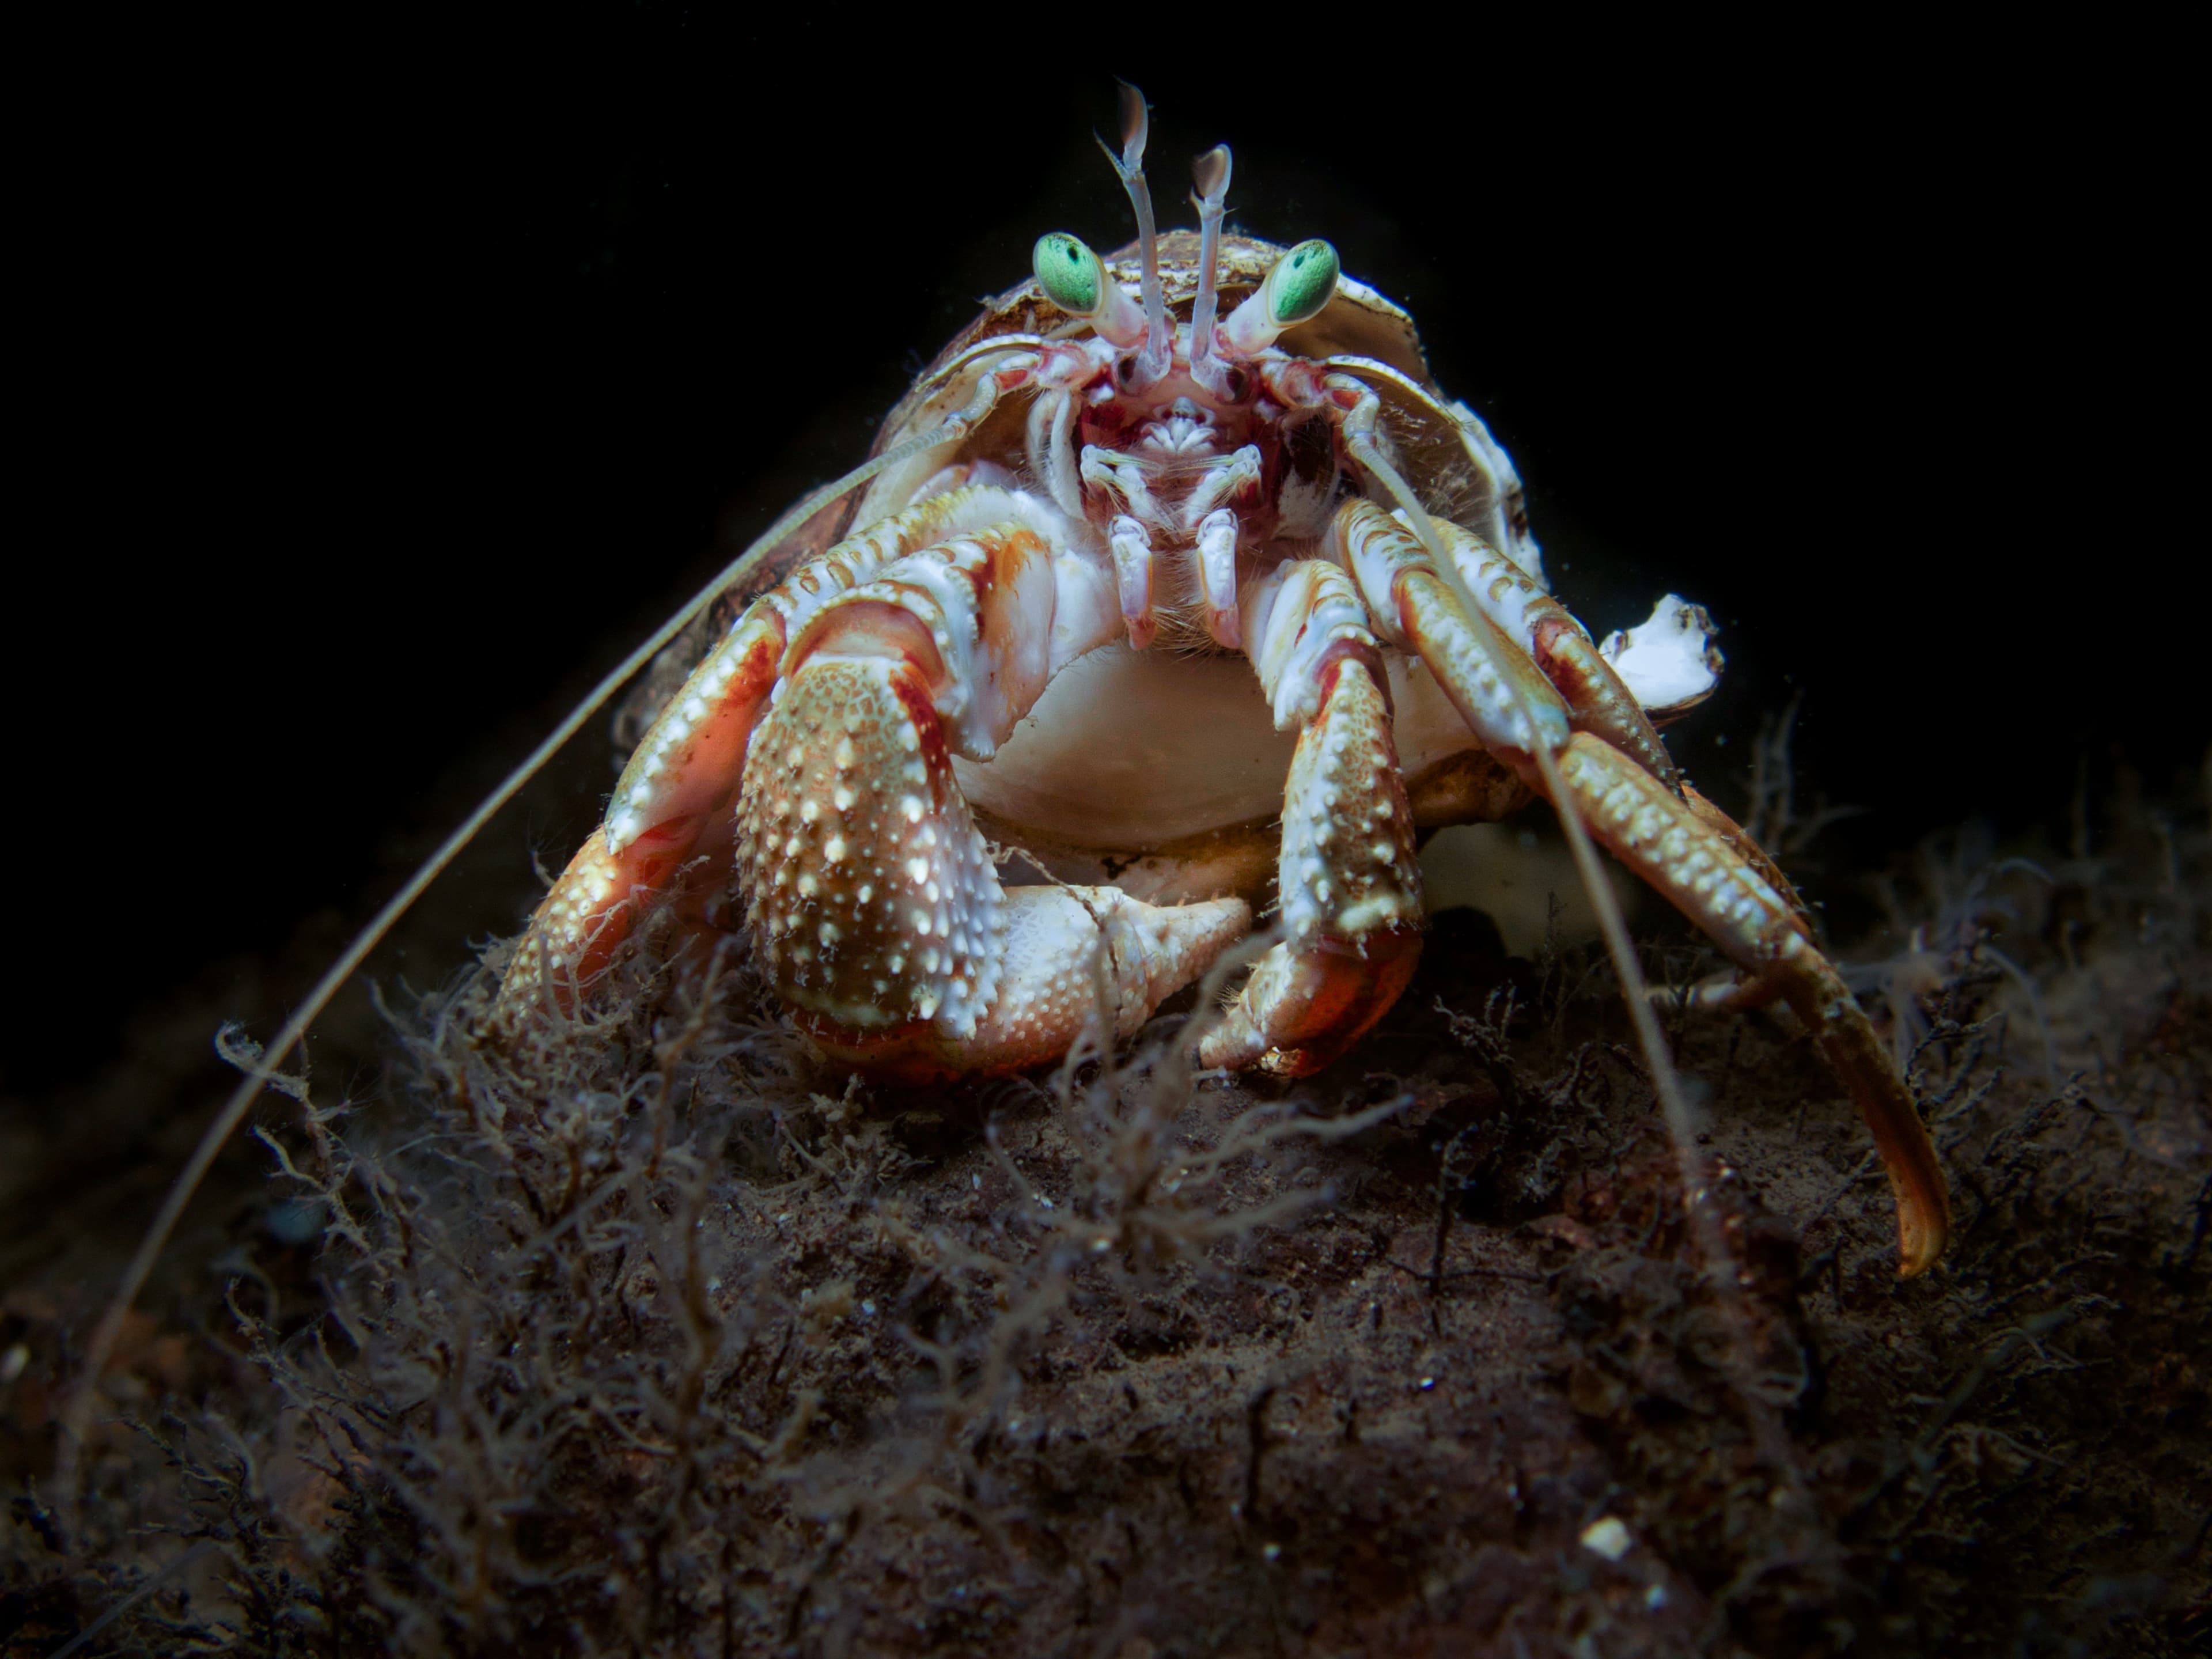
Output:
1348,427,1816,1489
1343,430,1737,1271
58,362,1022,1490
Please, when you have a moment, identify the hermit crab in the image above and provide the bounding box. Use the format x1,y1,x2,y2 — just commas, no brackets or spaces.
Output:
81,92,1946,1423
488,89,1948,1276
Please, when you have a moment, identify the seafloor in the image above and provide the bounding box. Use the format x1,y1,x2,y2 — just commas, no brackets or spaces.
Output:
3,775,2207,1657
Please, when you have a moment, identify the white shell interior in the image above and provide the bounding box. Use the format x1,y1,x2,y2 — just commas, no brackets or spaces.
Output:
952,645,1482,851
956,613,1718,855
954,641,1645,952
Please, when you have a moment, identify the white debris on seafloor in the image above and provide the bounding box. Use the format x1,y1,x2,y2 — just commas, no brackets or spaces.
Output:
1578,1516,1634,1562
1600,596,1724,717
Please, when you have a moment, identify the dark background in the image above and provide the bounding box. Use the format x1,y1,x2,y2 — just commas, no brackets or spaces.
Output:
7,12,2194,1100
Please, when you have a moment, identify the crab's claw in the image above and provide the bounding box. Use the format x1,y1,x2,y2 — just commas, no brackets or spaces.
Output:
1201,560,1426,1077
736,649,1246,1080
1551,736,1950,1276
496,495,1249,1077
490,608,788,1024
799,882,1252,1081
489,491,1026,1028
1334,498,1951,1277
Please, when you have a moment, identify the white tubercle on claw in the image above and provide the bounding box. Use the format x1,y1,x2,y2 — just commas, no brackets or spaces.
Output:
780,487,1111,766
1599,596,1725,716
953,887,1249,1071
735,653,1007,1038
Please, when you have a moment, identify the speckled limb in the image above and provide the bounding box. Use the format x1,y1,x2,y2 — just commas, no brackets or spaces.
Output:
1680,780,1818,937
736,518,1245,1078
491,487,1039,1025
498,488,1248,1071
1554,735,1949,1275
1423,514,1680,789
1332,496,1949,1275
1199,560,1423,1076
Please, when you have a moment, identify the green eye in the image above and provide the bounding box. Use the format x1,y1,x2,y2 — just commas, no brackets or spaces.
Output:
1033,232,1103,316
1266,238,1339,327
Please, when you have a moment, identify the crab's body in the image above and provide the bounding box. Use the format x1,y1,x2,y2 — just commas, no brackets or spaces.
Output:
71,96,1967,1465
895,236,1486,902
493,108,1952,1276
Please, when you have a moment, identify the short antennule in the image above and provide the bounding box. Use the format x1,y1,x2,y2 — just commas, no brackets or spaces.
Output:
1097,80,1172,387
1188,144,1234,396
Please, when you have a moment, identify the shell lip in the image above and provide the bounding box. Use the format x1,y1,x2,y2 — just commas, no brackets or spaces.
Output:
1599,596,1725,722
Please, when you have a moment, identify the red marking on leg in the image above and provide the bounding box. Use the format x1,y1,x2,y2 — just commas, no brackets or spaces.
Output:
1529,614,1581,672
1211,925,1423,1079
1311,635,1393,717
975,529,1050,641
886,664,957,806
786,598,946,687
1531,614,1678,786
1281,927,1423,1072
